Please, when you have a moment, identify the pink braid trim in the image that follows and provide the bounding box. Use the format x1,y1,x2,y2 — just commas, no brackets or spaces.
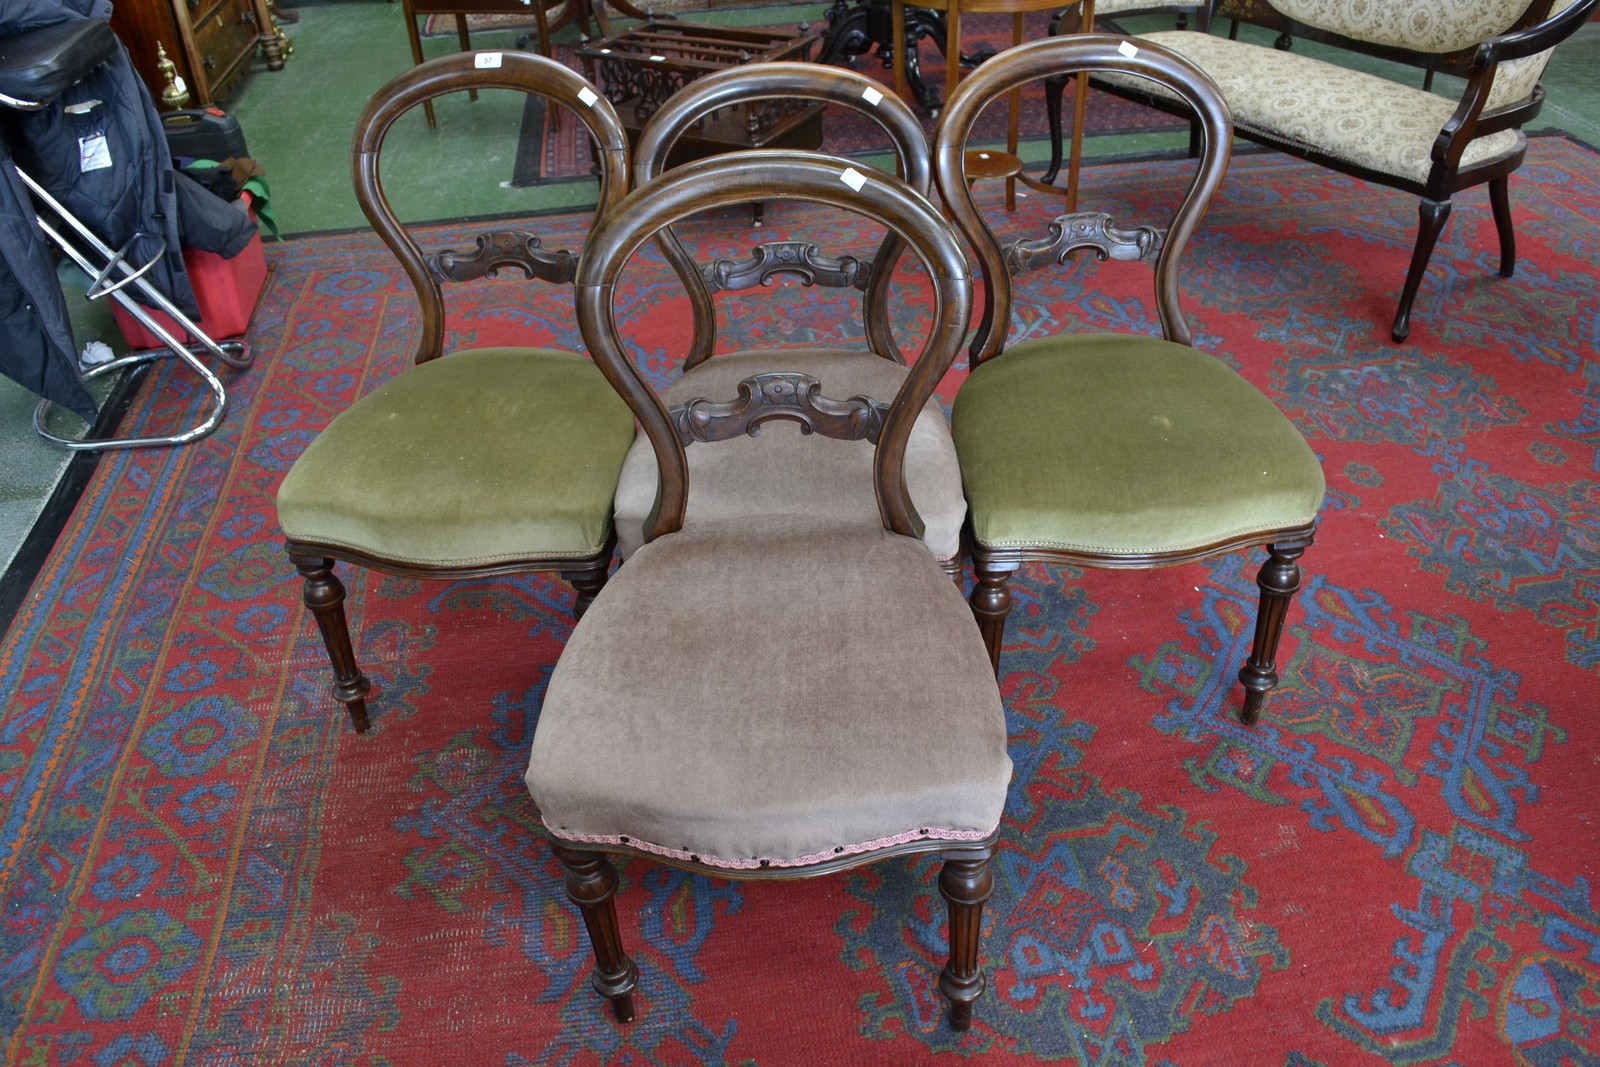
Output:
547,823,998,870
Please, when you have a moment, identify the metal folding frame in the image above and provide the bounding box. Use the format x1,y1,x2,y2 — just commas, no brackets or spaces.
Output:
17,168,254,451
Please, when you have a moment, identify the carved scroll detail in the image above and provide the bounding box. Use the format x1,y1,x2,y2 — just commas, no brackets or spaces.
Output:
429,230,577,285
1004,212,1165,274
668,372,889,446
700,241,872,293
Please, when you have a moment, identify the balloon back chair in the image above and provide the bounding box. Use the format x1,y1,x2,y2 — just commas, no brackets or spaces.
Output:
525,152,1012,1029
275,52,638,733
935,35,1325,724
604,62,970,576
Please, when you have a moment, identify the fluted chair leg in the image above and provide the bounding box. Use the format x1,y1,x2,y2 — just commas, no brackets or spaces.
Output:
289,549,372,733
1393,196,1452,342
939,847,994,1032
563,563,611,620
969,555,1017,677
1237,539,1310,726
552,843,639,1023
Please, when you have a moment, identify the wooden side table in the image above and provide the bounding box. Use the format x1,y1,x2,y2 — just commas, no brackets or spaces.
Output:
891,0,1091,209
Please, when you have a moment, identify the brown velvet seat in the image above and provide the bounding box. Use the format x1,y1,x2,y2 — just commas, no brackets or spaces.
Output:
526,152,1011,1030
610,63,968,572
935,36,1325,724
275,52,636,733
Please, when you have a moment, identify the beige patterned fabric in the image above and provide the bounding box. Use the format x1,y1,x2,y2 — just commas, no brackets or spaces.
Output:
1110,31,1523,184
1486,0,1578,109
612,348,966,561
1269,0,1528,54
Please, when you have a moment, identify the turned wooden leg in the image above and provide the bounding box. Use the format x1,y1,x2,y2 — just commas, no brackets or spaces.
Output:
1237,539,1310,726
938,847,994,1032
552,843,638,1023
1393,197,1452,342
968,554,1017,678
1489,176,1516,278
288,549,372,733
940,556,963,585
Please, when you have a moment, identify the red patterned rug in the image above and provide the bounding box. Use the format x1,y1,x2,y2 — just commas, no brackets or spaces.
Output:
2,138,1598,1064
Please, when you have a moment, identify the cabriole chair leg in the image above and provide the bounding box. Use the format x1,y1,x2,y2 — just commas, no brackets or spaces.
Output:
1237,539,1310,726
1489,176,1516,278
939,846,995,1032
552,843,639,1023
1393,196,1453,342
289,549,372,733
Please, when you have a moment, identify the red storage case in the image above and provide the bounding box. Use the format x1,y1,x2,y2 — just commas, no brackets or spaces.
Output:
112,193,268,349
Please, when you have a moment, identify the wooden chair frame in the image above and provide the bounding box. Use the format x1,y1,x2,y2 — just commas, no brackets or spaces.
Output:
545,150,1001,1029
936,35,1320,723
283,51,630,732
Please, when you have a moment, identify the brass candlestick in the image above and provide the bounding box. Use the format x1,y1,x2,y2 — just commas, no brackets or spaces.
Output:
156,43,191,109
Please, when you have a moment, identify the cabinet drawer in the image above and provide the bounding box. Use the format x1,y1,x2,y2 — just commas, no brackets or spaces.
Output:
190,0,257,90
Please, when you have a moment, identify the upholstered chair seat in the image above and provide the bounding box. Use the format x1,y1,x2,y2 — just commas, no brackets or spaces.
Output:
279,348,634,567
953,335,1324,555
528,515,1010,869
612,349,966,562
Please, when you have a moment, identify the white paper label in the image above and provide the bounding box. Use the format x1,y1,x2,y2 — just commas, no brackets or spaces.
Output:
1118,40,1139,58
840,167,866,191
861,86,883,106
578,87,599,107
476,52,503,68
650,55,666,62
79,133,112,172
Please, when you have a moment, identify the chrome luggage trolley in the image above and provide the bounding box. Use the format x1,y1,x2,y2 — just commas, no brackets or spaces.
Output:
0,18,253,451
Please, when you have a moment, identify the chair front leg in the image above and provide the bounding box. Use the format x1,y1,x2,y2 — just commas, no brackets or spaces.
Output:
1393,196,1452,342
938,846,995,1032
551,842,638,1023
1489,176,1516,278
561,537,615,621
288,548,372,733
968,551,1018,677
1237,537,1310,726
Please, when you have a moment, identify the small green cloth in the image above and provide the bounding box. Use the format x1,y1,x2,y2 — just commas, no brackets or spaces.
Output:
277,347,636,566
952,334,1324,555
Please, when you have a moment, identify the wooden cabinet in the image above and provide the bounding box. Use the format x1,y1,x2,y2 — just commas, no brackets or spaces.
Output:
111,0,283,108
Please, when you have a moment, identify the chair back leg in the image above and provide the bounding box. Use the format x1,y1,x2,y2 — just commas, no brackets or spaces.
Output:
289,550,373,732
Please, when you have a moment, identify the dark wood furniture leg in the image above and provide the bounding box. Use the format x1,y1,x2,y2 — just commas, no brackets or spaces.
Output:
289,550,373,733
560,546,613,620
1393,196,1451,342
1237,538,1309,726
938,847,994,1032
1489,175,1516,277
552,843,639,1023
969,555,1017,676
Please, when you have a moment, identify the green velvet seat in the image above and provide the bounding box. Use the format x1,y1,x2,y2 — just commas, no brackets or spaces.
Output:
953,335,1324,555
276,51,634,734
935,36,1325,724
278,348,634,567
